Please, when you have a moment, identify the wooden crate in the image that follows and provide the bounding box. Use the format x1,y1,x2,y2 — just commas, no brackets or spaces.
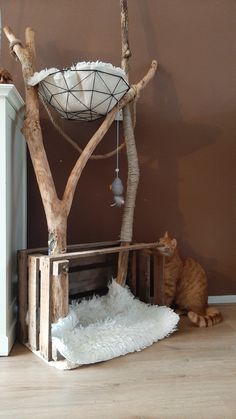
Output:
17,241,165,363
128,248,165,306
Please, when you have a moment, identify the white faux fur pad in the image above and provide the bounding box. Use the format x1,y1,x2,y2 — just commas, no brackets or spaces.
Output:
28,61,127,86
51,281,179,369
27,67,58,86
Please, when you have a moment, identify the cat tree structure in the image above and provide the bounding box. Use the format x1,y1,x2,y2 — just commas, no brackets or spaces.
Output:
4,1,165,362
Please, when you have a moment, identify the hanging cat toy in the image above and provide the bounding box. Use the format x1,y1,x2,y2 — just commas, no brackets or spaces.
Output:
110,111,125,207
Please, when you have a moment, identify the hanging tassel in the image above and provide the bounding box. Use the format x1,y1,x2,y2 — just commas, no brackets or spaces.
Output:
110,176,125,207
110,115,125,207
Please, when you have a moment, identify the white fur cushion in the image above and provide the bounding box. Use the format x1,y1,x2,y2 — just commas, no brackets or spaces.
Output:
28,62,129,119
51,280,179,369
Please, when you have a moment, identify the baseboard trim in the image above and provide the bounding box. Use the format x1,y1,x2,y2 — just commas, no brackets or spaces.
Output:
208,295,236,304
0,318,16,356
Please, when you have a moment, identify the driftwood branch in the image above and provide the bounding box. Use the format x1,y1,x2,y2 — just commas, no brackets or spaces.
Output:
4,26,60,229
120,0,131,75
117,0,139,284
117,0,157,285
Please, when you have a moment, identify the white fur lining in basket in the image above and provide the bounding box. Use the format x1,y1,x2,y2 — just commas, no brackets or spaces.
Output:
28,61,127,86
27,61,130,120
50,280,179,370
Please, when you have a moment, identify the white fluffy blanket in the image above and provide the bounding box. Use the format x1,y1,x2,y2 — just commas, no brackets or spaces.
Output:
51,281,179,369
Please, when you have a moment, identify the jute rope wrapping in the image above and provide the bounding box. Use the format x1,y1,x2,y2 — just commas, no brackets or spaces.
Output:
119,0,140,244
120,102,139,242
9,39,23,60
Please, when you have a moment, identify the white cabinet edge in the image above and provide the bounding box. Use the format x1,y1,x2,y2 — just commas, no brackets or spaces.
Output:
0,84,24,112
0,85,26,356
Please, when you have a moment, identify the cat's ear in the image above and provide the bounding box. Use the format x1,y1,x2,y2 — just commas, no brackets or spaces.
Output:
164,231,169,238
171,238,177,248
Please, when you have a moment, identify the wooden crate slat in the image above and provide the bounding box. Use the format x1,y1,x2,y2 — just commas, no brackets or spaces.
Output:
19,240,120,256
129,251,137,295
138,250,151,302
39,257,52,361
69,267,113,296
68,253,117,295
17,251,28,343
51,260,69,323
28,255,41,351
153,252,165,306
47,242,163,262
67,252,117,269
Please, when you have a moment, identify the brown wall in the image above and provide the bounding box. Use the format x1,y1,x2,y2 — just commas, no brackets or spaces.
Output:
2,0,236,295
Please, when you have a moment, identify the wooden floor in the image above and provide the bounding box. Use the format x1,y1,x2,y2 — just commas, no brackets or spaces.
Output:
0,304,236,419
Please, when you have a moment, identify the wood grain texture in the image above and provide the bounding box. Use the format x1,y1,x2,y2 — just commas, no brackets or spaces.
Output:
45,242,162,261
51,267,69,323
154,253,165,306
117,0,139,284
129,251,137,295
0,304,235,419
17,251,28,343
27,255,40,351
117,243,131,285
39,257,51,361
137,250,151,302
18,240,120,257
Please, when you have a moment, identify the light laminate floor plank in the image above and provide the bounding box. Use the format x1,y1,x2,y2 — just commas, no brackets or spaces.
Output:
0,304,235,419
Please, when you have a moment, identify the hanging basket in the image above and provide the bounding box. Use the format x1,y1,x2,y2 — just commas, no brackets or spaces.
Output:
28,61,130,121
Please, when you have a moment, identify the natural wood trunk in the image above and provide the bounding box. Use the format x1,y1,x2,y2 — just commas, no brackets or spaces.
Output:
117,103,140,284
117,0,140,285
117,1,157,285
47,211,67,255
48,212,69,326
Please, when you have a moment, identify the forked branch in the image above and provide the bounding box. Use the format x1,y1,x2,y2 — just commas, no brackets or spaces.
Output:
4,24,157,250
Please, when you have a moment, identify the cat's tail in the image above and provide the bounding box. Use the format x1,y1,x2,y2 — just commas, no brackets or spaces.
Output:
188,306,222,327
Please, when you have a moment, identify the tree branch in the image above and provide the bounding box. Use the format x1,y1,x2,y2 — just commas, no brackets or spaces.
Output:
120,0,131,75
4,26,61,229
117,0,157,285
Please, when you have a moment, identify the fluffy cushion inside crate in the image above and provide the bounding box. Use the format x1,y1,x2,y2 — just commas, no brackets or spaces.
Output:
51,280,179,369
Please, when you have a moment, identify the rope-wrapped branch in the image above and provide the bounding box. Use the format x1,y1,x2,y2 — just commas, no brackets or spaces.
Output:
117,0,157,285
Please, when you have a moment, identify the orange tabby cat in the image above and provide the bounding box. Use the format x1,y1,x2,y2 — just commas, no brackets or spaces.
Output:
158,232,222,327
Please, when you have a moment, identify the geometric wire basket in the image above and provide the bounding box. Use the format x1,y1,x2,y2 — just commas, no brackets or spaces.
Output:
29,62,130,121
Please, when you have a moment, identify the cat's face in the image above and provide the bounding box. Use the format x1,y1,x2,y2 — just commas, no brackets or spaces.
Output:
158,232,177,257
